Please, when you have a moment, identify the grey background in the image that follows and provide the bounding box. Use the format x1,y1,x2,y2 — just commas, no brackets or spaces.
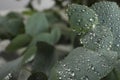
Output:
0,0,54,11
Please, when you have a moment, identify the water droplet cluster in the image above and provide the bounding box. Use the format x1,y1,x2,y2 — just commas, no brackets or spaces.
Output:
67,4,98,35
56,48,117,80
91,1,120,57
4,73,12,80
80,25,113,51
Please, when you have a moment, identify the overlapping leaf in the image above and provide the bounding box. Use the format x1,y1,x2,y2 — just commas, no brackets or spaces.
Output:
67,4,98,35
91,1,120,57
80,25,113,51
25,12,49,36
56,47,117,80
6,34,32,52
0,57,23,80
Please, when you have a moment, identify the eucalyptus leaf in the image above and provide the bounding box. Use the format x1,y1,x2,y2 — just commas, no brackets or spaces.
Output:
56,47,117,80
81,25,113,51
0,57,23,80
25,12,49,36
31,33,53,45
6,34,32,52
6,12,23,20
91,1,120,58
51,27,61,44
67,4,98,35
49,68,57,80
23,46,37,63
103,70,120,80
0,16,24,38
32,42,56,76
45,11,61,25
31,30,61,46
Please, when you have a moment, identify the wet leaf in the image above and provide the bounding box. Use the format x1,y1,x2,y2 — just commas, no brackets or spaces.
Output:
91,1,120,58
0,57,23,80
67,4,98,35
56,47,117,80
81,25,113,51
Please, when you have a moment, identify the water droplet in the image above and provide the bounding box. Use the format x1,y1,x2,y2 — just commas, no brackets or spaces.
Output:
78,33,81,35
63,64,66,67
72,29,76,32
78,19,81,22
4,73,12,80
89,65,95,71
81,76,89,80
87,59,90,62
71,72,75,77
59,77,62,80
81,9,85,12
117,44,120,47
92,24,96,29
89,18,94,22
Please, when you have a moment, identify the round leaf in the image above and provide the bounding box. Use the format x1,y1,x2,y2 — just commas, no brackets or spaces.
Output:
25,12,49,36
6,34,32,52
67,4,98,35
56,47,117,80
91,1,120,57
81,25,113,51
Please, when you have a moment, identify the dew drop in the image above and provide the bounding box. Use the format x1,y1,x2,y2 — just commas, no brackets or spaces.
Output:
72,29,76,32
81,9,85,12
78,33,82,35
71,72,75,77
117,44,120,47
78,19,81,22
81,76,89,80
89,65,95,71
89,18,94,22
92,24,96,29
59,77,62,80
4,73,12,80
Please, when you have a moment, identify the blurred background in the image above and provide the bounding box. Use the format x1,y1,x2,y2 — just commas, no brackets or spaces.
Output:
0,0,120,11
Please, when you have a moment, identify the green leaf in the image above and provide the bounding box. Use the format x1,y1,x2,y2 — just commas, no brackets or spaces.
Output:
56,47,117,80
101,69,120,80
6,12,23,20
81,25,113,51
30,28,61,46
0,57,23,80
114,60,120,80
0,16,24,38
6,34,32,52
45,11,61,25
23,46,37,63
91,1,120,58
49,68,57,80
67,4,98,35
25,12,49,36
31,33,54,45
51,27,61,44
32,42,56,76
